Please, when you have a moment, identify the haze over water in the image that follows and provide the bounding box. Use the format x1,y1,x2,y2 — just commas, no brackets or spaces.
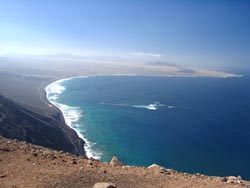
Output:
47,74,250,180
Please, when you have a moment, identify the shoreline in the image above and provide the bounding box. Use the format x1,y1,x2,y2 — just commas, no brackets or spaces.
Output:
42,73,244,160
22,72,249,180
44,76,101,159
0,72,86,156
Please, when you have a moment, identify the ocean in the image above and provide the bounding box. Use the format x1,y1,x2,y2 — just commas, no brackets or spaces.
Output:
46,74,250,179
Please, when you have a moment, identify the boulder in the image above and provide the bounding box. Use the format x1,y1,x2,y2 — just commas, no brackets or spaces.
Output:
148,164,161,169
148,164,171,174
227,176,236,180
226,176,236,183
110,156,122,166
93,182,116,188
237,176,242,180
225,176,243,184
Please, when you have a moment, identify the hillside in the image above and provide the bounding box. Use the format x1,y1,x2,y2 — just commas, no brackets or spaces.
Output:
0,136,249,188
0,95,85,156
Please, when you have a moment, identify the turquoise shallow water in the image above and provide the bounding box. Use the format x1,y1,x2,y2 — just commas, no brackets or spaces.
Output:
46,75,250,179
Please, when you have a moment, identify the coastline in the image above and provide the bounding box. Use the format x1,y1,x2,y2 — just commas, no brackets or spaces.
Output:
40,74,243,160
0,73,86,156
1,70,247,179
42,72,244,160
44,76,101,159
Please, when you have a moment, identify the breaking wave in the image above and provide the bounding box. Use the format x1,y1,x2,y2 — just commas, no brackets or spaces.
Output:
45,78,102,160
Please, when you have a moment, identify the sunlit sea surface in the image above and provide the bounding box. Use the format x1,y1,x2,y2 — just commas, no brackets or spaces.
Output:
46,75,250,179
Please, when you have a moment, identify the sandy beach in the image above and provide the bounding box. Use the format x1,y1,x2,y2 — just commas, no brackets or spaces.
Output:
0,55,241,117
0,71,86,156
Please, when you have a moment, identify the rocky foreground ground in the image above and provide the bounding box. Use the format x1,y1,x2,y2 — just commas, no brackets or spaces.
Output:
0,136,249,188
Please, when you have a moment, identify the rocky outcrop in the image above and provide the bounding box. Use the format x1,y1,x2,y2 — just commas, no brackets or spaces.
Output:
110,156,122,166
148,164,172,174
221,176,243,184
93,182,116,188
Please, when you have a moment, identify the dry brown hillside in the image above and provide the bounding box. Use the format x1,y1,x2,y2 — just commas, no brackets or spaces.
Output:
0,136,249,188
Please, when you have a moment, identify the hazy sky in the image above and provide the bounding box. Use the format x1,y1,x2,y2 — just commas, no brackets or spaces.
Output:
0,0,249,69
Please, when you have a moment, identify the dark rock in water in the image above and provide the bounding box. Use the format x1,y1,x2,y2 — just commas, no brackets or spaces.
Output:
0,95,86,157
110,156,122,166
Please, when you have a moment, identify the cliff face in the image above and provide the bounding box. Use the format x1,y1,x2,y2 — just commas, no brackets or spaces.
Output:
0,95,86,156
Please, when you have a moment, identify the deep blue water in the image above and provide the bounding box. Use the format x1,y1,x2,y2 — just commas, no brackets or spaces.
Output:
49,75,250,179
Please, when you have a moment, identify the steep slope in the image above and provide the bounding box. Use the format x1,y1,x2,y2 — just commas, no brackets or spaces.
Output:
0,136,249,188
0,95,85,156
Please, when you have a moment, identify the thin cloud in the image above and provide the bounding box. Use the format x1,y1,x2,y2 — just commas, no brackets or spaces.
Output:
130,51,162,57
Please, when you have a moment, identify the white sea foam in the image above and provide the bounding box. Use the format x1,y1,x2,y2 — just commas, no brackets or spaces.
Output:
133,102,166,110
100,101,171,111
45,78,102,160
46,80,66,95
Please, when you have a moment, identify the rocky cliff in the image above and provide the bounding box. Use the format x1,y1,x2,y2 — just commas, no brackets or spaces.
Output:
0,95,85,156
